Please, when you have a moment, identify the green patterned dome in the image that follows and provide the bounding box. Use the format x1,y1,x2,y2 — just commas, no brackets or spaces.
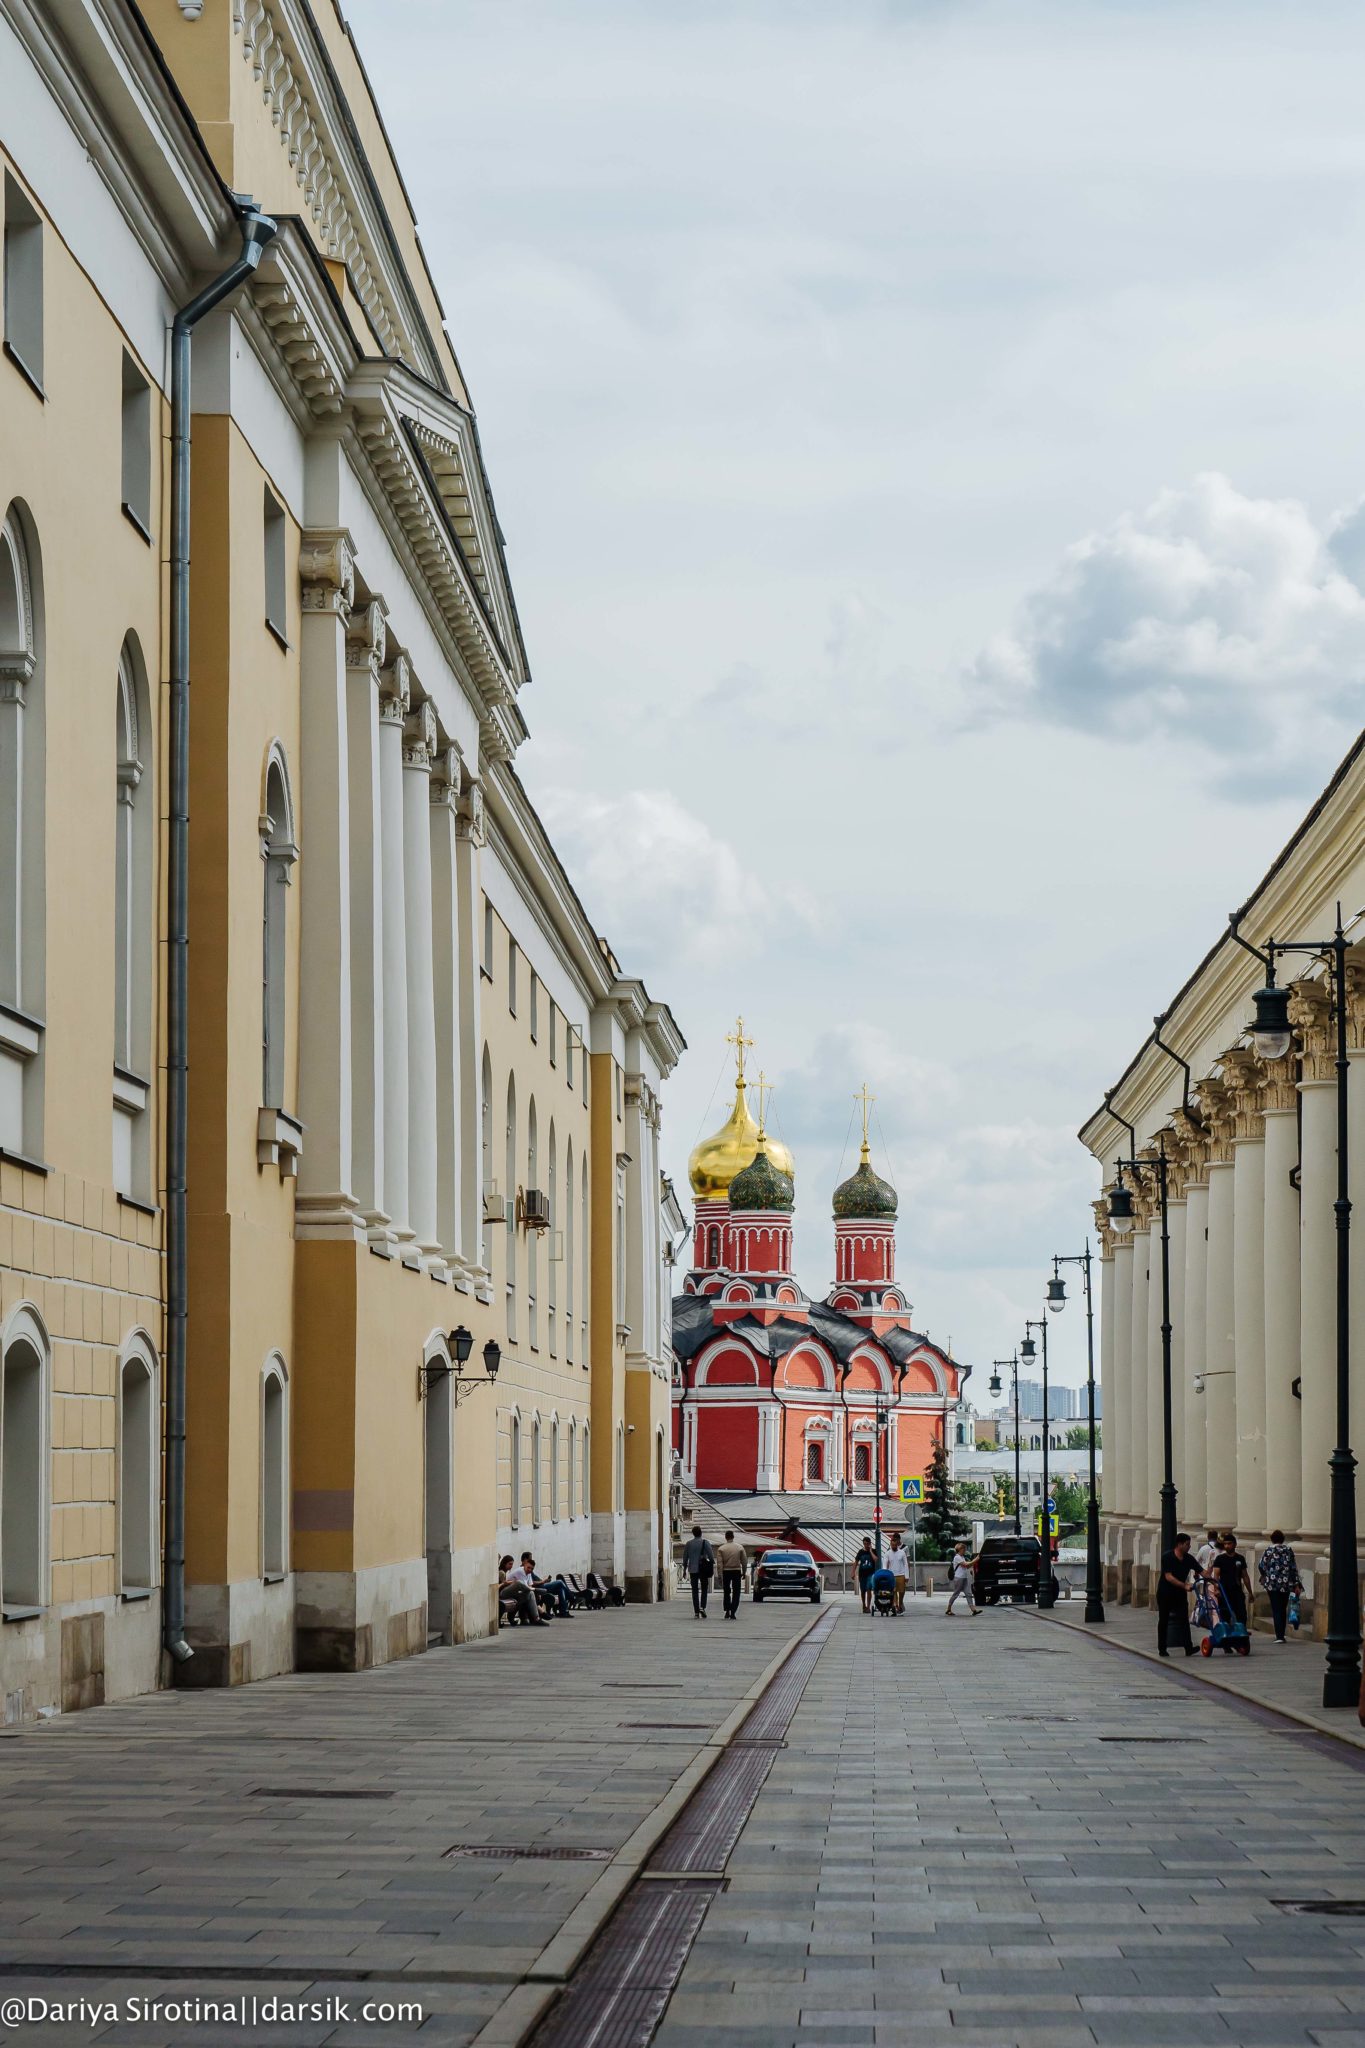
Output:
832,1143,898,1220
729,1139,794,1214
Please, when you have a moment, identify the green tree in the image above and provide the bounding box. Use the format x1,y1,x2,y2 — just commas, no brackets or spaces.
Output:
1064,1423,1100,1450
918,1437,966,1559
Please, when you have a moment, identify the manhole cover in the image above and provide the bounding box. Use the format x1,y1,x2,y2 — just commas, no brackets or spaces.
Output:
619,1723,711,1731
994,1714,1076,1723
1098,1735,1204,1744
443,1843,613,1863
603,1682,684,1690
1275,1900,1365,1917
251,1787,393,1799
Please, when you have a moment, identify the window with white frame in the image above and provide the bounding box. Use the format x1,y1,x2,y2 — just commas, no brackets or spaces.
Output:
509,1412,521,1527
480,1045,494,1269
505,1075,518,1339
853,1440,872,1485
113,640,152,1199
567,1419,577,1519
549,1001,557,1066
508,936,517,1016
805,1440,825,1483
529,971,538,1042
547,1123,558,1356
614,1164,626,1330
263,487,287,644
260,751,297,1112
3,174,43,391
527,1098,539,1349
1,1307,48,1612
564,1138,574,1364
531,1415,542,1525
580,1157,589,1363
582,1424,591,1516
482,894,493,979
260,1359,288,1579
550,1418,560,1522
0,502,43,1162
120,352,151,536
118,1339,157,1594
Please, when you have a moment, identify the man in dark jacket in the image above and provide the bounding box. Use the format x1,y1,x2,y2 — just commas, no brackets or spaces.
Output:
681,1525,715,1618
1157,1533,1199,1656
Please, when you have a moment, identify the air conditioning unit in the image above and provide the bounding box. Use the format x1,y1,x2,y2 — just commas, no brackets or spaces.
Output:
518,1186,551,1231
482,1181,505,1224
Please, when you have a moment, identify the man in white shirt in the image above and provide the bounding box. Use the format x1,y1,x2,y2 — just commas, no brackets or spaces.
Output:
887,1531,910,1613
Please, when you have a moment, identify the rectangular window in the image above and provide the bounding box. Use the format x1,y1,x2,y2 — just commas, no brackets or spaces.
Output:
549,1002,557,1067
120,352,151,537
482,895,494,979
530,971,539,1043
263,486,287,644
508,936,517,1016
3,174,43,392
566,1032,573,1090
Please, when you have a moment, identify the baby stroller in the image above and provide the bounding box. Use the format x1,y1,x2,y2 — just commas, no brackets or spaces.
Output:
870,1567,897,1618
1200,1582,1251,1656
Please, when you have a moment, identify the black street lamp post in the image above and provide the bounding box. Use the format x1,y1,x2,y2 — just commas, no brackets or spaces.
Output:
874,1394,890,1566
1048,1249,1104,1624
988,1353,1022,1535
1021,1317,1055,1608
1105,1113,1178,1557
1233,904,1362,1710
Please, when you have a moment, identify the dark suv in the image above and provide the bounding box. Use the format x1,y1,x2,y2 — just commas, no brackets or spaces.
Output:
972,1535,1044,1605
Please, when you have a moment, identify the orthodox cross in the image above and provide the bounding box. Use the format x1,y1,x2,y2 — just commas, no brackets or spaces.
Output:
756,1070,773,1134
726,1016,755,1085
856,1083,875,1151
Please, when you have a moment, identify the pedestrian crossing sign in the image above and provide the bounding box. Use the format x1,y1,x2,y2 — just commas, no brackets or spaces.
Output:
899,1477,923,1503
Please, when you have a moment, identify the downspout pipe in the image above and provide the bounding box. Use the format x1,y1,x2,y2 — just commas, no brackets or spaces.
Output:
164,201,278,1666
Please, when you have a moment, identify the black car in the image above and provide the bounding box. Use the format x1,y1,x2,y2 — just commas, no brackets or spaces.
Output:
753,1548,823,1603
972,1535,1044,1605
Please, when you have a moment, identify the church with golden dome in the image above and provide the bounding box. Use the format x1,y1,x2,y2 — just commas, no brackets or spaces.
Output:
672,1023,969,1507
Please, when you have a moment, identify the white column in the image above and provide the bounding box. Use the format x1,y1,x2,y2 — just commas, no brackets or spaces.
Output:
1299,1076,1336,1536
402,699,441,1270
1165,1198,1187,1523
1097,1238,1115,1503
378,660,412,1255
1182,1179,1210,1529
1145,1209,1165,1527
455,779,485,1296
1204,1156,1237,1527
294,532,360,1237
345,597,389,1249
1263,1095,1302,1535
1109,1241,1134,1517
1232,1128,1267,1532
1348,1038,1365,1493
430,750,465,1284
1128,1218,1150,1520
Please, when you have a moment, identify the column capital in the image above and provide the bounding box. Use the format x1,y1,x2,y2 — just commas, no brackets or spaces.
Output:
429,745,460,807
1290,977,1334,1082
300,528,356,617
345,596,388,679
403,698,437,769
1221,1044,1266,1142
1194,1074,1236,1165
380,649,412,725
1092,1197,1117,1255
456,780,487,846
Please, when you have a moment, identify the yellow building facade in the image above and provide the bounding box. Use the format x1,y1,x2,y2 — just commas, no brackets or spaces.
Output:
0,0,681,1718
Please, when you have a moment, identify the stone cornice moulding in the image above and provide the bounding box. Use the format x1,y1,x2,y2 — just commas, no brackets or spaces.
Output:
3,0,233,302
233,0,443,383
481,795,616,1014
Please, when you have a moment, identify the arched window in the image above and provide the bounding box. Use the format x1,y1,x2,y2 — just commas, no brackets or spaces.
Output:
547,1122,558,1356
531,1415,542,1526
527,1098,539,1348
480,1046,493,1269
707,1226,721,1268
550,1417,560,1522
582,1424,591,1517
853,1441,872,1485
805,1440,825,1483
509,1412,521,1528
567,1418,577,1519
113,639,152,1198
564,1139,575,1364
260,1358,288,1579
118,1335,157,1594
260,750,297,1111
505,1075,517,1339
0,504,43,1160
1,1306,48,1612
580,1157,589,1364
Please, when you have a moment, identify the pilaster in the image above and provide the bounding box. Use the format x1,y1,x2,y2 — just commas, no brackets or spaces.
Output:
343,595,390,1250
378,653,413,1258
1225,1048,1268,1531
401,697,442,1273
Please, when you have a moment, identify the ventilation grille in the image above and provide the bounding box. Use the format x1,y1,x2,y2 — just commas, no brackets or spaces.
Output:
443,1843,612,1863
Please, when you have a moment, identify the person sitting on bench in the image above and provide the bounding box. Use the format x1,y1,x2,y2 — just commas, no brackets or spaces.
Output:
498,1556,544,1627
516,1553,573,1618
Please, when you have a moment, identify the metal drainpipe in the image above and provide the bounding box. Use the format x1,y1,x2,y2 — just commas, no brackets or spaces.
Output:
164,201,279,1665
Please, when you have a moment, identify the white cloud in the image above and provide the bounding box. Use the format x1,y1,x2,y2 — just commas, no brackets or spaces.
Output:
964,473,1365,798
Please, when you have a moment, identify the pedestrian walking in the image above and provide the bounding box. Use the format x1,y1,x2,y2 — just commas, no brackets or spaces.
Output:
887,1530,910,1612
1256,1530,1303,1644
944,1541,979,1616
681,1524,715,1619
855,1536,877,1615
1157,1532,1200,1656
715,1528,747,1619
1210,1533,1252,1653
1196,1529,1220,1577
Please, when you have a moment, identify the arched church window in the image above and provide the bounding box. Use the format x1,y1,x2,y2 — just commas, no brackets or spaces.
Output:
853,1442,871,1484
707,1226,720,1267
805,1440,824,1483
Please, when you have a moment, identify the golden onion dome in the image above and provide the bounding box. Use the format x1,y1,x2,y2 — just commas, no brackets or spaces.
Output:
688,1079,796,1200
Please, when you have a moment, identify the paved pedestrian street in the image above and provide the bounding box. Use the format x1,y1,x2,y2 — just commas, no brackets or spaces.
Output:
2,1596,1364,2048
655,1597,1365,2048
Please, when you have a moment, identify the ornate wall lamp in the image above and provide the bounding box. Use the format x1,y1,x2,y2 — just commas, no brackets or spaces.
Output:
418,1326,502,1404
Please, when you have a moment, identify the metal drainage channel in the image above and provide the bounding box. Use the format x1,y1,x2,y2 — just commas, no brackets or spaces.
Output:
526,1610,839,2048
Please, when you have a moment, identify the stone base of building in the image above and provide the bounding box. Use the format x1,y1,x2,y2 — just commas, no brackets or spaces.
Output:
0,1593,162,1723
178,1574,298,1688
624,1507,665,1602
294,1559,430,1673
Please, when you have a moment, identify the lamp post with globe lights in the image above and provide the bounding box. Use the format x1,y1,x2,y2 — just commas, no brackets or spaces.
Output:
1046,1250,1104,1624
1020,1318,1056,1608
1231,902,1363,1710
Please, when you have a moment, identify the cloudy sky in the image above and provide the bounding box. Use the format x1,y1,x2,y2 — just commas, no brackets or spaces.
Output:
342,0,1365,1394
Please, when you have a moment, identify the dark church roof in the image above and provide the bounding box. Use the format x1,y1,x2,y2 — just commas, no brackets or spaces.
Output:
671,1290,965,1383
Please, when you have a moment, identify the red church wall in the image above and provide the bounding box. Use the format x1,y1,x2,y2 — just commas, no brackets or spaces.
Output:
899,1359,940,1396
779,1354,824,1390
894,1412,943,1487
704,1353,761,1386
696,1403,759,1490
781,1406,831,1489
844,1358,883,1393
